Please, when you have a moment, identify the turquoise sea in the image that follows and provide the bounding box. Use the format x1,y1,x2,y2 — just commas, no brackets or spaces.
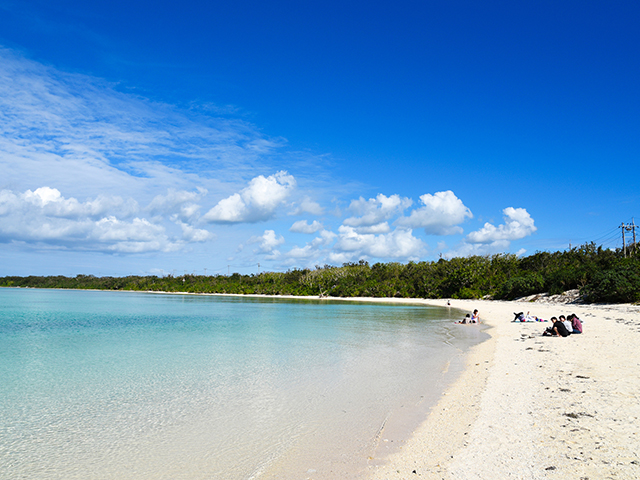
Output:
0,288,486,479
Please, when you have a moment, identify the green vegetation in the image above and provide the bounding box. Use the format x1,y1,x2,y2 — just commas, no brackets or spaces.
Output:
2,243,639,303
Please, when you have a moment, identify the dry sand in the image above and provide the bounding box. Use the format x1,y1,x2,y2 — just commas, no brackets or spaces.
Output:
360,298,640,480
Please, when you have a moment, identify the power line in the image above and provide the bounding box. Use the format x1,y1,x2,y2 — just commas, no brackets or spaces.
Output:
591,226,623,244
598,227,623,247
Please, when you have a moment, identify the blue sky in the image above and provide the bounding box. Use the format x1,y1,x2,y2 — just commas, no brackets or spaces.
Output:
0,0,638,276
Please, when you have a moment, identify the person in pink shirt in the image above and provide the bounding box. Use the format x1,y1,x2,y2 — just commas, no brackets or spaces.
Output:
569,313,583,334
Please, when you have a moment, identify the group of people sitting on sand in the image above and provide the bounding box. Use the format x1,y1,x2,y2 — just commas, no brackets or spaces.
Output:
456,309,480,324
542,314,583,337
454,309,584,336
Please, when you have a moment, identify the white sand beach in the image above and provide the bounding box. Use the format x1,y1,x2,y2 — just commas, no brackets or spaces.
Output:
361,297,640,480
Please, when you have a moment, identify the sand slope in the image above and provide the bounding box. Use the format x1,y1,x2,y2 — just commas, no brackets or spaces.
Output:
365,299,640,480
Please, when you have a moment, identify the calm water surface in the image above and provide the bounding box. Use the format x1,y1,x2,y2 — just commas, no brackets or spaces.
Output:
0,288,485,479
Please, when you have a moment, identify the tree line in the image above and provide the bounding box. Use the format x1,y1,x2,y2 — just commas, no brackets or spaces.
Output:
1,243,639,303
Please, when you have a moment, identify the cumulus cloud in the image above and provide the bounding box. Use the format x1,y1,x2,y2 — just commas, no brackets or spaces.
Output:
314,229,337,246
0,187,213,253
443,207,537,258
90,217,177,253
284,229,337,261
0,187,139,219
286,244,318,259
333,226,425,260
179,222,216,242
344,194,412,228
247,229,285,255
466,207,537,243
290,220,324,234
395,190,472,235
203,171,296,223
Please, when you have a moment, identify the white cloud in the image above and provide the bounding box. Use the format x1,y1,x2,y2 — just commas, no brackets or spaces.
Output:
466,207,537,243
284,229,337,261
290,220,324,234
395,190,472,235
248,229,285,254
92,216,164,242
286,244,318,259
443,207,537,258
334,225,425,260
205,194,245,223
147,188,207,222
0,187,214,253
0,187,139,219
23,187,62,207
203,171,296,223
290,196,324,216
327,251,355,265
444,240,512,258
344,194,412,227
179,222,216,242
350,222,391,234
313,229,337,246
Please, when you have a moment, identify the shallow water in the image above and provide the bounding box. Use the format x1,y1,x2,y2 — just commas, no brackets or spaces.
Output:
0,288,486,479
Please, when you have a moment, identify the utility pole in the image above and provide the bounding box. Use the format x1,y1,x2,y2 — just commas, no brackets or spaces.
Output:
620,220,639,257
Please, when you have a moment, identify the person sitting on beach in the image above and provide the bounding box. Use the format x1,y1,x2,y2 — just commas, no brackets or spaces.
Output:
457,314,470,324
542,318,554,336
470,309,479,323
543,316,571,337
569,313,583,334
560,315,572,332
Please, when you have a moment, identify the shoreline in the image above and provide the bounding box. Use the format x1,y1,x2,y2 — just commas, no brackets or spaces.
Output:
366,298,640,479
1,287,480,479
4,286,639,477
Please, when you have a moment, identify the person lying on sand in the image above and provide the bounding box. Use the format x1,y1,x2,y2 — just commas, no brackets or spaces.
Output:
513,311,546,322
